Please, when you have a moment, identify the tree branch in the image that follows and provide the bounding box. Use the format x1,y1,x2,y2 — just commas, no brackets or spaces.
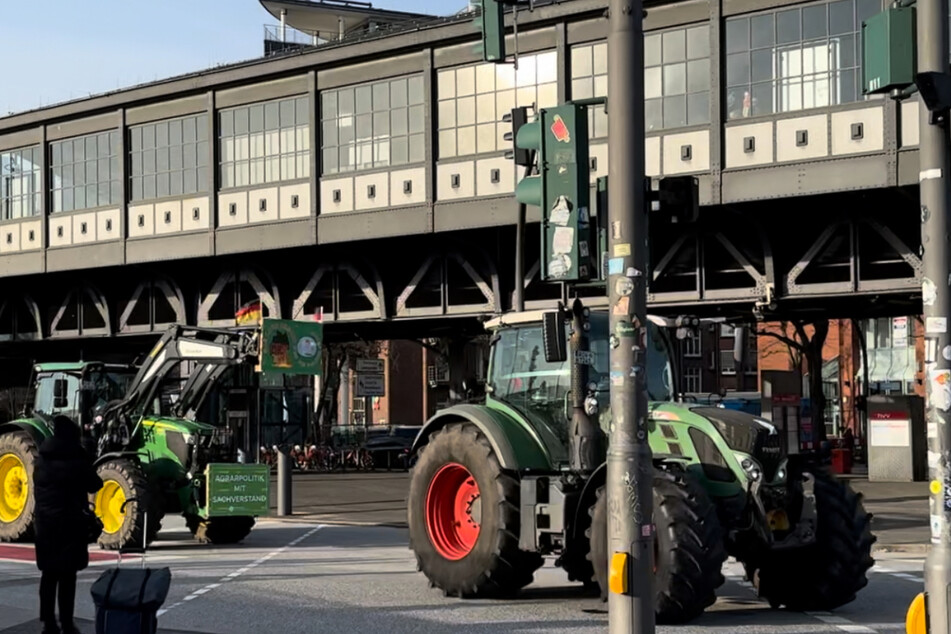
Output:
756,327,804,352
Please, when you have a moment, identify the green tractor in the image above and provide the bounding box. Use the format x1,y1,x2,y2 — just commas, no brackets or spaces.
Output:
407,306,875,623
0,325,266,550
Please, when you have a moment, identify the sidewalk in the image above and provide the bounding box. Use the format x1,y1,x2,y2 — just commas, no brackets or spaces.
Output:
841,467,931,554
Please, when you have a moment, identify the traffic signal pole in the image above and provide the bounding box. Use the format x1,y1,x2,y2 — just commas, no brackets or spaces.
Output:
606,0,655,632
918,0,951,630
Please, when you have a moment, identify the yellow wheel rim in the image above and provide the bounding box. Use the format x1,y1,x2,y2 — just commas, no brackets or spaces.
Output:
0,453,28,523
95,480,127,534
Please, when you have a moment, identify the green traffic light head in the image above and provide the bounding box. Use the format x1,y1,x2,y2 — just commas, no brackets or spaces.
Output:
515,119,543,152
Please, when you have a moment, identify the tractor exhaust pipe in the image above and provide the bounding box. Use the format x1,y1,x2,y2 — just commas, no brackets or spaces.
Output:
568,298,601,473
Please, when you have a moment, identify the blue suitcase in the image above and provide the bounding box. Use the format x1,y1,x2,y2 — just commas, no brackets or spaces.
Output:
90,507,172,634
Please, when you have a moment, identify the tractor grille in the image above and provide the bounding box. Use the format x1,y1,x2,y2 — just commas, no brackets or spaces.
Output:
693,407,784,481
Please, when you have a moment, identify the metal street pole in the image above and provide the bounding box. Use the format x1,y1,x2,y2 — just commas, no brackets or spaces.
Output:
919,0,951,629
606,0,654,631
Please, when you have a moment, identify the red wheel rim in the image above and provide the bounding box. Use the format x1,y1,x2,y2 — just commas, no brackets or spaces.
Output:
425,463,481,560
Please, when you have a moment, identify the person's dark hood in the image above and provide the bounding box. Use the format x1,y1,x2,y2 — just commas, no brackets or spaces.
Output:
39,416,87,460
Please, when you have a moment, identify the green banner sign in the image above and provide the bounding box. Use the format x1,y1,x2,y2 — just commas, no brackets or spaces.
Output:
205,463,270,517
260,318,323,376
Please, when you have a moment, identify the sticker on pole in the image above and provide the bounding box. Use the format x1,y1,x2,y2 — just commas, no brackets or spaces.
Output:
550,114,571,143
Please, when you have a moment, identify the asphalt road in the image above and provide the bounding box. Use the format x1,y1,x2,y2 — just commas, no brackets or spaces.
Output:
0,517,925,633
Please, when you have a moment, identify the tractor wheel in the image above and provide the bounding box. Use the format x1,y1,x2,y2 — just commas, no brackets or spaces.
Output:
0,432,37,542
93,459,161,551
407,422,543,598
185,515,255,545
588,464,727,624
749,466,875,611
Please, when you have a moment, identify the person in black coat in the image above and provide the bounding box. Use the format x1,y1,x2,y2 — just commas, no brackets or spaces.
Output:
33,415,103,634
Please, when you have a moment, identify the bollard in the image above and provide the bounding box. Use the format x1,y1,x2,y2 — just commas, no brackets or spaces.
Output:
277,446,292,516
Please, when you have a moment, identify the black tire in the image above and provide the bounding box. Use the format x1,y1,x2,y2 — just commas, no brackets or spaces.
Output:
750,466,875,611
588,464,727,624
185,515,255,545
407,422,543,598
93,459,162,551
0,431,38,542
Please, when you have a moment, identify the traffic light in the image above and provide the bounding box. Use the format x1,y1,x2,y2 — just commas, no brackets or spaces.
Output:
511,103,594,282
503,106,532,167
475,0,506,63
651,176,699,224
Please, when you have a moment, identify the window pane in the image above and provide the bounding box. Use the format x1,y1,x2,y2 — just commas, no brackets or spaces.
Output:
686,26,709,59
339,89,354,116
281,99,296,127
296,96,309,124
572,45,593,77
752,49,774,83
686,59,709,93
645,98,663,131
322,92,337,119
687,92,709,125
391,136,409,165
356,86,372,114
220,111,234,137
234,108,249,134
408,76,424,103
751,82,774,116
663,63,686,95
777,9,801,45
727,52,751,86
409,134,424,163
751,14,775,48
250,105,265,132
409,105,425,134
726,19,749,54
391,79,408,108
803,4,828,39
662,29,686,63
645,34,662,66
322,148,338,173
265,102,280,130
663,97,686,128
155,122,169,147
373,82,390,110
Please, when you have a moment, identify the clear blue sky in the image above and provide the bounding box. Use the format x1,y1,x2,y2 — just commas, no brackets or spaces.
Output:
0,1,467,116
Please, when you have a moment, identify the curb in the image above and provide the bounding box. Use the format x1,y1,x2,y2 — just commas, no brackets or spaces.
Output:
873,544,930,555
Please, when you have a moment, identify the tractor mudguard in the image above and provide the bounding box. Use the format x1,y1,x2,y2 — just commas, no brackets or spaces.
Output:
0,420,50,446
411,403,553,472
93,451,143,469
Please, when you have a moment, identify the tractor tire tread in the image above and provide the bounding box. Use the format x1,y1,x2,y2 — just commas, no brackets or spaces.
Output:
751,466,875,611
94,459,162,551
588,463,727,625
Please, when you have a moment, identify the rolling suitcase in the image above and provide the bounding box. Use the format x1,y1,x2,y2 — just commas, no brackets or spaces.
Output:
90,504,172,634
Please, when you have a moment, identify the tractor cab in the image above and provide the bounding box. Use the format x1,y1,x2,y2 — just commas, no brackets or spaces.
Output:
29,362,136,436
483,309,675,454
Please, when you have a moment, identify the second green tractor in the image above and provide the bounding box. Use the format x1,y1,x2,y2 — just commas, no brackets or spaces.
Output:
407,308,875,624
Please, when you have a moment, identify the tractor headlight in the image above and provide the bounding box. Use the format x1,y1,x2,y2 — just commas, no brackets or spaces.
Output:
737,455,762,482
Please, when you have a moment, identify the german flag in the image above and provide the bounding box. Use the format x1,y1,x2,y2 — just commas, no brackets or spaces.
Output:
236,299,263,326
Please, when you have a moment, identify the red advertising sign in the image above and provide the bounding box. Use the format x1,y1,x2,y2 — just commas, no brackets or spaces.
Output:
550,114,571,143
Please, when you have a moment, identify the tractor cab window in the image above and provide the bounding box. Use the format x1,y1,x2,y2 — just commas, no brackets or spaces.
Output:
33,372,82,422
82,368,134,421
490,324,572,437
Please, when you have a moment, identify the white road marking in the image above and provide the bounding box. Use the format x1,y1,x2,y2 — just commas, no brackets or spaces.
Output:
156,525,324,617
726,572,881,633
806,612,878,633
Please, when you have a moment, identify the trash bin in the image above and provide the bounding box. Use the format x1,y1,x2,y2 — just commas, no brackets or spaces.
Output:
831,448,852,475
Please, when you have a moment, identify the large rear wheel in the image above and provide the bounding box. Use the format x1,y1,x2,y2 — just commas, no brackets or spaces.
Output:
93,459,161,551
407,422,543,598
748,466,875,611
0,432,37,542
588,464,727,624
